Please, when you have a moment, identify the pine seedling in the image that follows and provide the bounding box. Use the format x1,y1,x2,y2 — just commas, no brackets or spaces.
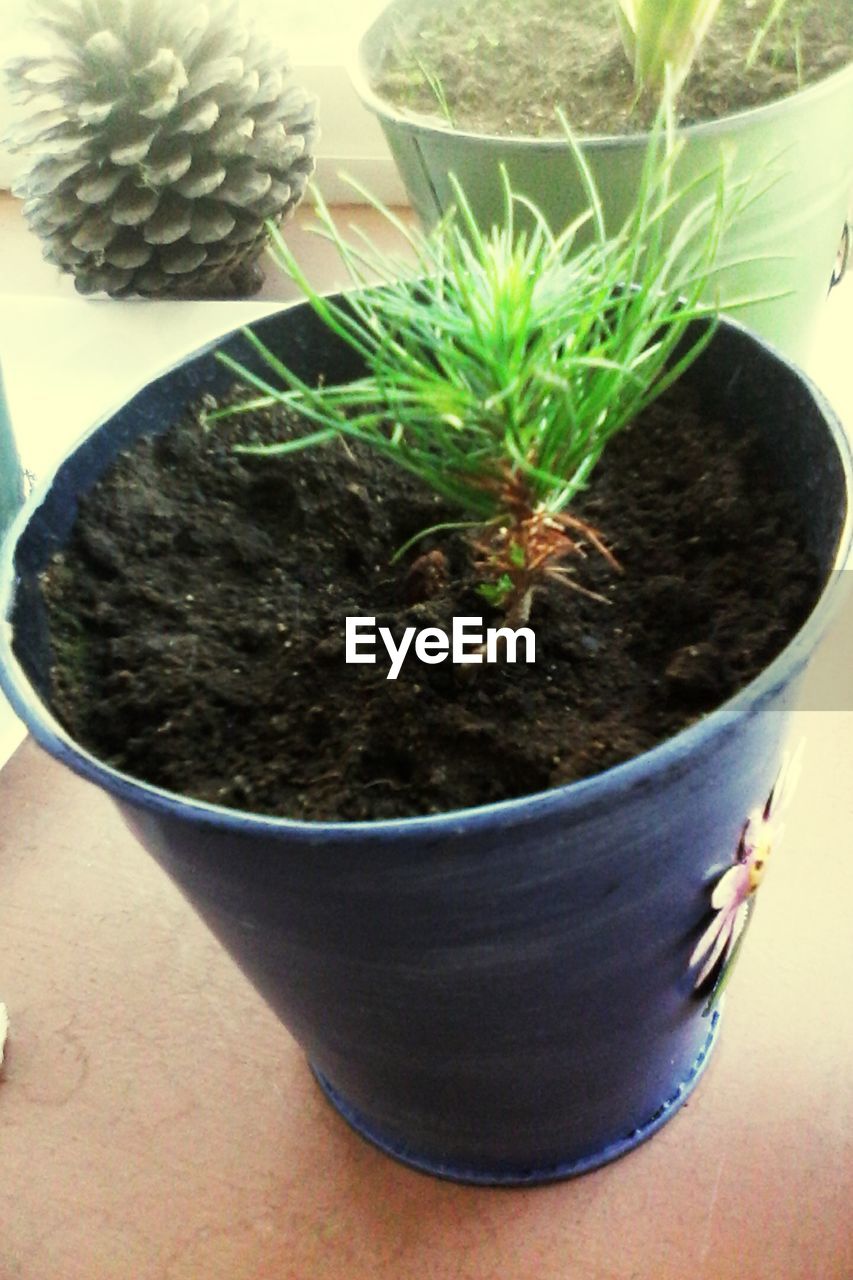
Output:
210,103,744,625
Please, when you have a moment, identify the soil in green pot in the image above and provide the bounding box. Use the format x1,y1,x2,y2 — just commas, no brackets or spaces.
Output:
40,378,820,821
371,0,852,135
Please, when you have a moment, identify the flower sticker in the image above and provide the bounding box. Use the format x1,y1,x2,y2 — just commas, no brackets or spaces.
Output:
690,742,804,1010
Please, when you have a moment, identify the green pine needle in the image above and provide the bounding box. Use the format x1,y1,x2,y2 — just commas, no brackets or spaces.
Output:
211,96,750,617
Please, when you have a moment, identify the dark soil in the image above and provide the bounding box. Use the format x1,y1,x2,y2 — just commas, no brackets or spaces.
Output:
42,382,820,821
371,0,852,136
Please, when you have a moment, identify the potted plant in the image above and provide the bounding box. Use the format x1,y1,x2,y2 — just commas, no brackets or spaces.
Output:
0,125,850,1186
351,0,853,363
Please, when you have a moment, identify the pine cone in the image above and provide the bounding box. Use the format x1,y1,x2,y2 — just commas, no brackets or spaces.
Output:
4,0,319,298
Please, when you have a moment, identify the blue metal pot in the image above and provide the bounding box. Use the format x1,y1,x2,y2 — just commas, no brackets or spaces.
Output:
0,305,849,1184
0,369,24,545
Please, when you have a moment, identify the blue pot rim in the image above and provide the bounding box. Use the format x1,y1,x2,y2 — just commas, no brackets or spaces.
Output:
0,307,851,842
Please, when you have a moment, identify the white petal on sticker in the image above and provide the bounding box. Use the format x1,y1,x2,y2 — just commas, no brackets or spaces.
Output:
729,899,750,951
741,808,767,851
694,910,736,989
772,740,806,817
690,908,727,971
710,863,746,910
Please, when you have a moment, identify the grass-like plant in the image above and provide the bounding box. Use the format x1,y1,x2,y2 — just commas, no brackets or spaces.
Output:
615,0,808,95
745,0,808,80
614,0,724,93
209,110,746,626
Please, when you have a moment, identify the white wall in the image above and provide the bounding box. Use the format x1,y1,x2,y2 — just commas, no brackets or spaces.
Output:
0,0,29,188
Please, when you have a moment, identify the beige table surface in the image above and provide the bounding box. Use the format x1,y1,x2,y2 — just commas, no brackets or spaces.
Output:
1,709,851,1280
1,193,852,1279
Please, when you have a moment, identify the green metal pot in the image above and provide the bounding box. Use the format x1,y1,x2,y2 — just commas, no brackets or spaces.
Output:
352,2,853,363
0,369,24,544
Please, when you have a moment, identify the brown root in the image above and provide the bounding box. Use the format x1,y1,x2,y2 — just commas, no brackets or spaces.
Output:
470,476,620,624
